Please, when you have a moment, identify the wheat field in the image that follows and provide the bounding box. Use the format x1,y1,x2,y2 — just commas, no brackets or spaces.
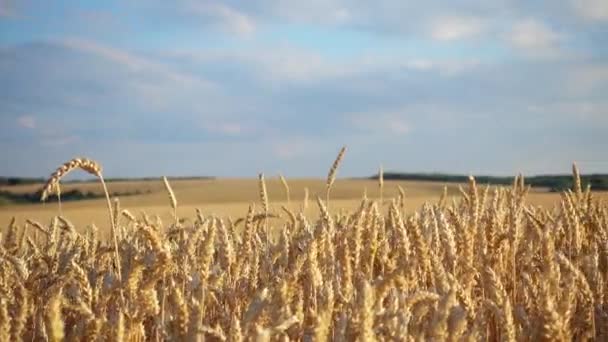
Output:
1,155,607,341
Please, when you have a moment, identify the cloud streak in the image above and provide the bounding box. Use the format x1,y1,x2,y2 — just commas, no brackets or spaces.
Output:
507,19,563,58
185,1,256,36
16,115,36,129
571,0,608,22
428,15,486,41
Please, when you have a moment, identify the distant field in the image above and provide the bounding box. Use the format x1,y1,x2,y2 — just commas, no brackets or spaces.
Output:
2,178,602,237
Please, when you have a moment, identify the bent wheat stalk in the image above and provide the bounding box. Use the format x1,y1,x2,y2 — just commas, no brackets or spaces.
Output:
40,157,122,281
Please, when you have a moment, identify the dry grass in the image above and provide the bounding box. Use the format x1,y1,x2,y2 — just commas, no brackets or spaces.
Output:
1,157,607,341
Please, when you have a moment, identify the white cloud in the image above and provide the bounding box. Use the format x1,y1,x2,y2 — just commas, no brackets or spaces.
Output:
61,38,212,87
178,46,481,86
265,0,355,25
16,115,36,129
61,38,155,71
571,0,608,21
429,15,485,41
507,19,562,58
59,38,219,113
186,2,255,36
333,8,352,23
351,111,412,136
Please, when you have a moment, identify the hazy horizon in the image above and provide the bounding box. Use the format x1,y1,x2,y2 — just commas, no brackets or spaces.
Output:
1,164,605,181
1,1,607,178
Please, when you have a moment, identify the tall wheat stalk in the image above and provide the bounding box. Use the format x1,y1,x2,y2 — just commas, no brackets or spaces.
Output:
279,173,290,206
162,176,178,227
326,146,346,208
379,164,384,207
303,187,309,212
258,173,269,246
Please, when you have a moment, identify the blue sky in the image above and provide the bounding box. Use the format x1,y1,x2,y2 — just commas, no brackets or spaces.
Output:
1,0,607,178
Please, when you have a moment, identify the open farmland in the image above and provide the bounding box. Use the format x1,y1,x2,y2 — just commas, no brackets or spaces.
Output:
1,177,596,234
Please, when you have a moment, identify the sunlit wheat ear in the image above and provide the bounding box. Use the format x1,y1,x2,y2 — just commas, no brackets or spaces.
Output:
279,173,290,205
40,157,102,202
40,157,122,283
326,146,347,204
518,173,526,191
379,164,384,205
396,185,406,213
572,163,582,197
512,173,520,191
0,298,9,342
162,176,178,225
438,185,448,207
45,287,64,342
303,187,309,211
258,173,269,214
258,173,269,246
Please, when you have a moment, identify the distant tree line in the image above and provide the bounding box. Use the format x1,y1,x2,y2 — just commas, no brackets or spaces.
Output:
370,173,608,192
0,176,215,186
0,177,45,186
0,175,215,205
0,189,152,205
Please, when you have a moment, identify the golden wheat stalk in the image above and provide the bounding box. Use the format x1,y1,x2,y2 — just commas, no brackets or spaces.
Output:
279,173,290,205
438,185,448,207
379,164,384,206
162,176,178,226
40,157,122,282
303,187,309,211
258,173,269,214
572,163,582,198
258,173,269,246
326,146,346,206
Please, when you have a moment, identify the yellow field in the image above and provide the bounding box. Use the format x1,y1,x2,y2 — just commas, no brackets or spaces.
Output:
2,178,602,237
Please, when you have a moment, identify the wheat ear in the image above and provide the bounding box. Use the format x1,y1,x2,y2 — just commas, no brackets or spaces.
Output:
572,163,582,199
162,176,178,226
40,158,122,281
379,164,384,206
303,187,309,212
326,146,347,207
258,173,269,246
279,173,290,205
